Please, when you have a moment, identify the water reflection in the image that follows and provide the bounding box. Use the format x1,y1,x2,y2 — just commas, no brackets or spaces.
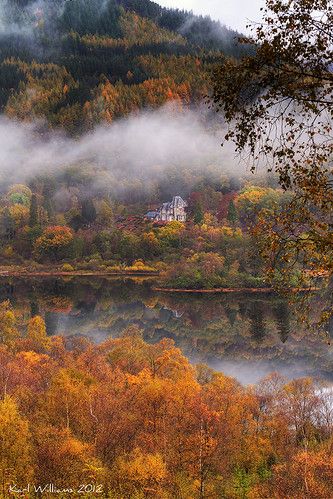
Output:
273,302,291,344
0,276,331,383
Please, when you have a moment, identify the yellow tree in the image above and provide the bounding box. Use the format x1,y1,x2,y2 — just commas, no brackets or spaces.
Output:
111,448,167,497
0,301,19,347
27,316,50,351
0,396,34,495
33,425,104,490
34,226,74,261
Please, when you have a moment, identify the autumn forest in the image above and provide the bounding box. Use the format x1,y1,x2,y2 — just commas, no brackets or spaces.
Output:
1,0,333,497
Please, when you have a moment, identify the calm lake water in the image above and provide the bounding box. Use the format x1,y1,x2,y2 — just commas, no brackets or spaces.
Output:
1,276,332,384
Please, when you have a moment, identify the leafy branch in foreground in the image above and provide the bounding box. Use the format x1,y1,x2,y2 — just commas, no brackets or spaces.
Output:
212,0,333,319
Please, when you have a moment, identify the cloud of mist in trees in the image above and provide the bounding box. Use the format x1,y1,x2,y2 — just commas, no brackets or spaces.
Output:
0,0,58,36
206,358,329,385
0,106,241,195
179,14,240,44
0,0,121,38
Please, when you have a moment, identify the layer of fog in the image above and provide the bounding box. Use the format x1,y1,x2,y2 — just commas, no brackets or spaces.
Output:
0,0,63,37
0,106,242,192
206,359,325,385
179,13,242,45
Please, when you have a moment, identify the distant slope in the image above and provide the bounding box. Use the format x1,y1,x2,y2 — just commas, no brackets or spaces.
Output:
0,0,251,134
116,0,249,53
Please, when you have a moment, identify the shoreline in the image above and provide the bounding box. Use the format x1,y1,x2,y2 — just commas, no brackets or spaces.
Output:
0,270,160,278
0,271,319,294
152,287,318,294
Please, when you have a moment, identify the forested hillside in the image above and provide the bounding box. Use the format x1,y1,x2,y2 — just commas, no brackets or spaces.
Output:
0,0,250,134
0,1,308,293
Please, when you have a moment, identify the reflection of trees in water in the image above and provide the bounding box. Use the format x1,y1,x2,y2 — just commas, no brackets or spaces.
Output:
246,300,292,344
30,301,39,318
2,277,332,377
273,302,291,343
158,308,173,323
325,314,333,342
0,279,291,347
239,301,249,321
76,300,97,314
160,295,240,328
247,301,266,342
149,328,177,343
0,280,14,301
224,304,238,326
45,312,59,336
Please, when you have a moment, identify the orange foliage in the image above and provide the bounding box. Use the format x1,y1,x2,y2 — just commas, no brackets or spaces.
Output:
0,308,332,497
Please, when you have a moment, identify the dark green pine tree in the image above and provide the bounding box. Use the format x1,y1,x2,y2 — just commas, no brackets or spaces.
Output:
2,208,15,241
81,198,97,225
227,199,238,226
29,194,39,228
43,196,54,223
193,201,204,225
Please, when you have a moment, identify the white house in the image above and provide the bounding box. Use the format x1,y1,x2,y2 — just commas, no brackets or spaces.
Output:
145,196,187,222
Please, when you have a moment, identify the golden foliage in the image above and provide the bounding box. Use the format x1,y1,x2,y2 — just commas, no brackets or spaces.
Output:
0,306,332,496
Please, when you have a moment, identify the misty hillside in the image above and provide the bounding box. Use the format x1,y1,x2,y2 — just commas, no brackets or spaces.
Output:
0,0,251,134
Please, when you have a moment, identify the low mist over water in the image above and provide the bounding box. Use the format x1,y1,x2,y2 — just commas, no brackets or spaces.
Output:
2,276,332,384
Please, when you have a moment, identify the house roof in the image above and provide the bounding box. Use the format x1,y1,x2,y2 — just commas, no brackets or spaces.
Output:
145,211,158,218
158,196,187,213
172,196,187,208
